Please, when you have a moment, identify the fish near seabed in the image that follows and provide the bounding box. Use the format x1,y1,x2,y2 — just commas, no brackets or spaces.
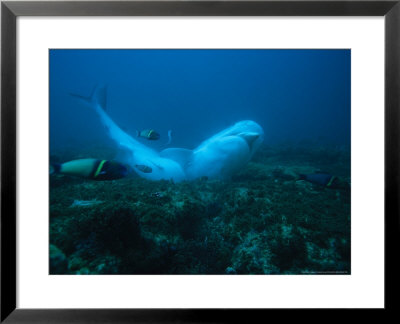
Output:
298,173,350,190
50,158,128,180
135,164,153,173
71,85,264,181
298,173,335,187
69,199,104,208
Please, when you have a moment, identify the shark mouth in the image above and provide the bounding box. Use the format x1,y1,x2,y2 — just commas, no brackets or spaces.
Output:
238,132,260,151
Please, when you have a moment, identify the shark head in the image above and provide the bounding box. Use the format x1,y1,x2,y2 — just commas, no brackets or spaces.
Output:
223,120,264,157
186,120,264,180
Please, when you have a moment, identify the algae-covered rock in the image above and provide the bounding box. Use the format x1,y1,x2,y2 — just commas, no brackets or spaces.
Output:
49,143,350,274
76,267,90,275
225,267,237,274
50,244,68,274
68,255,85,272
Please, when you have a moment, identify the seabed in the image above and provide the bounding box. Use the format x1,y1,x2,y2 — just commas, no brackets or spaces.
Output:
50,142,350,275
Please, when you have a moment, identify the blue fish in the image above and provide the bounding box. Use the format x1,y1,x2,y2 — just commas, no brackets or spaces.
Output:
299,173,336,187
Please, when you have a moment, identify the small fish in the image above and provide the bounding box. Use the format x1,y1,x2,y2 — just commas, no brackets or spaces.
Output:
136,129,160,140
69,199,103,208
135,164,153,173
298,173,336,187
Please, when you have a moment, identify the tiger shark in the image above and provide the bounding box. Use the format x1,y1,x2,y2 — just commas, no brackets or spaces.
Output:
72,86,264,182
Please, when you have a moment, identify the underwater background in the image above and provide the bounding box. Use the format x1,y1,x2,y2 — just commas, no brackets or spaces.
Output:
49,49,351,274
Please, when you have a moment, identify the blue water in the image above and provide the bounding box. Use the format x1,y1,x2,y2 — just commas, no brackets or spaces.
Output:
49,49,351,274
50,49,350,152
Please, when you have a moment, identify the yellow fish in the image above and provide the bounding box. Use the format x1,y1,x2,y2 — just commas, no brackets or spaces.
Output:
136,129,160,140
50,159,128,180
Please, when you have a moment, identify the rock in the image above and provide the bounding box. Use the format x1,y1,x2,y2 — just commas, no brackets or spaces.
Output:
49,244,68,274
225,267,237,274
76,267,90,274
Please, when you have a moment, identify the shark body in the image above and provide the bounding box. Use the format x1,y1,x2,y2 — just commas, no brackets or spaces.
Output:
72,86,264,182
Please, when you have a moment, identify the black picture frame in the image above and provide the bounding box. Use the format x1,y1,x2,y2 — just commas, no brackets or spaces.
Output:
1,0,399,322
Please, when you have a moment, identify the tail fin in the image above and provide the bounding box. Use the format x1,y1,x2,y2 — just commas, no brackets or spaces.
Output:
70,85,107,110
